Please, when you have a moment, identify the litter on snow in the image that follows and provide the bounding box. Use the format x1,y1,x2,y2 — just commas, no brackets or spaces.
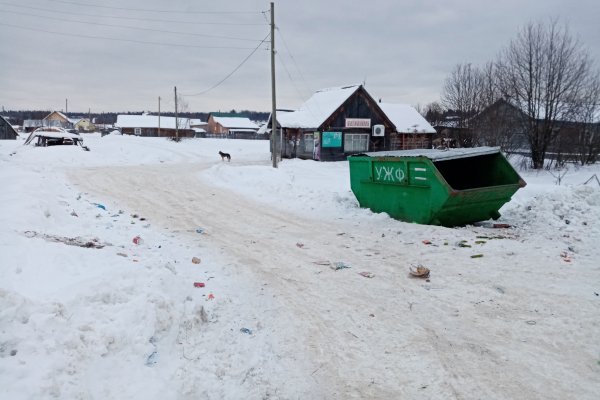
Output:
191,257,201,264
240,328,253,335
132,235,143,245
193,282,205,288
331,262,350,271
409,265,430,278
92,203,106,210
23,230,110,249
471,254,484,258
195,228,205,234
358,271,375,278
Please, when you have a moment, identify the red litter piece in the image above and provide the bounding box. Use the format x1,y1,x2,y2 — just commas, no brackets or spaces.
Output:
193,282,205,288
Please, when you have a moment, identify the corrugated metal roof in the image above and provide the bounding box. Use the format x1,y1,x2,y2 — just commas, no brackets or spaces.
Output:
354,146,501,161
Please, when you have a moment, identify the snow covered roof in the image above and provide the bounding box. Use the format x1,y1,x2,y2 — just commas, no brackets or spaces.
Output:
277,85,362,129
115,115,191,130
189,119,206,126
378,103,436,134
43,111,69,121
355,146,501,161
23,128,83,145
211,116,258,130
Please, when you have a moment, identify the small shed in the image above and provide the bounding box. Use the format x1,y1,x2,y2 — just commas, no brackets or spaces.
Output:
0,115,18,140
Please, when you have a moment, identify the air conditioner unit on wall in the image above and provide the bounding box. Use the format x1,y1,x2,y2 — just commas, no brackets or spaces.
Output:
372,124,385,136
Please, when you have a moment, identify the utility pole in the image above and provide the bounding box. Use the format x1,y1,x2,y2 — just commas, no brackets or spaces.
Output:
174,86,179,139
65,98,68,114
158,96,161,137
270,1,278,168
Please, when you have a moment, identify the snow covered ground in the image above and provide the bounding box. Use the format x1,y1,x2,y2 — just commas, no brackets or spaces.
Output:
1,134,599,399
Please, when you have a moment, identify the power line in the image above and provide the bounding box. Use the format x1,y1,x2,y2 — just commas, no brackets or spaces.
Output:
276,52,310,104
277,27,314,98
182,34,270,97
0,2,267,26
1,9,264,42
0,22,259,49
47,0,262,14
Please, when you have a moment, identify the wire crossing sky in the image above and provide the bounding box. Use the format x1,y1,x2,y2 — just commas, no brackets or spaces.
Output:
1,0,598,113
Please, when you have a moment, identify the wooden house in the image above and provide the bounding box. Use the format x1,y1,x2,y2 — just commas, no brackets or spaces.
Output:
0,115,18,140
206,113,259,138
115,114,195,137
276,84,434,161
73,118,96,133
43,111,72,129
379,103,435,150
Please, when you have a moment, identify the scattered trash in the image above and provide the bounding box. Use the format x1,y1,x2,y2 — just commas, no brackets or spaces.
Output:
296,242,305,248
331,262,350,271
560,252,572,262
195,228,205,234
140,217,146,221
358,271,375,278
475,240,487,245
23,231,110,249
132,236,143,245
526,320,536,325
240,328,253,335
493,223,511,228
191,257,201,264
92,203,106,210
313,260,331,266
131,213,139,218
409,265,430,278
422,240,432,245
116,252,128,257
470,254,484,258
145,350,158,366
457,240,471,248
70,211,78,217
594,292,599,296
193,282,205,288
207,293,215,300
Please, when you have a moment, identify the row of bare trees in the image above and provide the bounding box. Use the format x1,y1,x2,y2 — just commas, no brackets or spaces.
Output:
437,20,600,168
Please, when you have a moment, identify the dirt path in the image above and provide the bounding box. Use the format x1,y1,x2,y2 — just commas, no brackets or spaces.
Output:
69,162,599,399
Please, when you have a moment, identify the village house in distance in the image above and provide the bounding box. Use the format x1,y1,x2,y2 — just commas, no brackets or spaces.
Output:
206,112,259,139
274,84,435,161
115,113,197,137
22,111,96,133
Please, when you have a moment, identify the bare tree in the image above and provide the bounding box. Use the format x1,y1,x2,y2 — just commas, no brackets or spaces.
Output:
440,63,489,147
496,20,598,169
572,75,600,164
441,63,484,127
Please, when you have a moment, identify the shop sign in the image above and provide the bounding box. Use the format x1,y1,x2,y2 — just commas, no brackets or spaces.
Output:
345,118,371,128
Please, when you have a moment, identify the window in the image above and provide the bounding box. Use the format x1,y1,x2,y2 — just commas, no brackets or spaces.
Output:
344,133,369,152
304,133,314,152
134,127,141,136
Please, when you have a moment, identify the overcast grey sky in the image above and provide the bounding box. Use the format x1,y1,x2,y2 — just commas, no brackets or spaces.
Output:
0,0,598,114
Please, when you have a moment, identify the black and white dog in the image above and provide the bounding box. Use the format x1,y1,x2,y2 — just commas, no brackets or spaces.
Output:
219,151,231,162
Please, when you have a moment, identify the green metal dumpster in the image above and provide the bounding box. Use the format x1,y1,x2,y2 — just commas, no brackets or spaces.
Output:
348,147,526,226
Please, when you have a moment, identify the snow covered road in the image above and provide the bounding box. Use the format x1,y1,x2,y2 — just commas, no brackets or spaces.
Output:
68,157,600,399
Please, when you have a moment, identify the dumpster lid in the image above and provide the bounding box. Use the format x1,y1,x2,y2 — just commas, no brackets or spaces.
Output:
353,146,501,161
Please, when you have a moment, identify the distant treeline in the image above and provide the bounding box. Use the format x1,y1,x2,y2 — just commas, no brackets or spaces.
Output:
1,110,270,126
